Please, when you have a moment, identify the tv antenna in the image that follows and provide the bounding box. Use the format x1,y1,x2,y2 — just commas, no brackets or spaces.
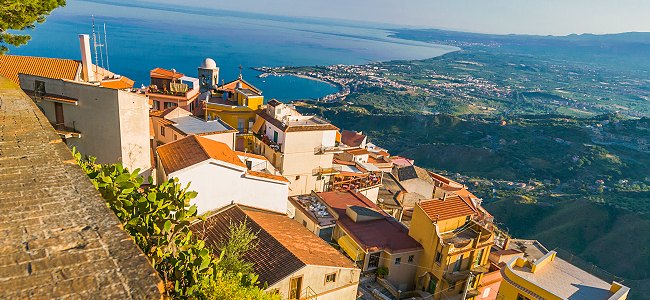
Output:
91,16,107,72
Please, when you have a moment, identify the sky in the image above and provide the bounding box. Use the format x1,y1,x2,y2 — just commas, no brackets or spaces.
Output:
149,0,650,35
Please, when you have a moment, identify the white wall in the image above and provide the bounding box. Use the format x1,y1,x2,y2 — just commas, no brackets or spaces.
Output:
169,160,289,215
202,132,236,149
267,265,360,300
20,75,151,175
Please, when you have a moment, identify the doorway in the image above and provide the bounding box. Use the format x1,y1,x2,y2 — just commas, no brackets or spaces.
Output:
289,276,302,299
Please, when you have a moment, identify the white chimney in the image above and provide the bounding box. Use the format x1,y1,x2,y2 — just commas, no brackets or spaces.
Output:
78,34,94,82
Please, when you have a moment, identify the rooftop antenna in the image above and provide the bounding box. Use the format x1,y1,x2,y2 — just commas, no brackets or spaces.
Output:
103,23,110,72
238,64,243,79
91,15,99,75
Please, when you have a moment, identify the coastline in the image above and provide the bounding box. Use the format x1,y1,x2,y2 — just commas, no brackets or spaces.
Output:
252,67,349,102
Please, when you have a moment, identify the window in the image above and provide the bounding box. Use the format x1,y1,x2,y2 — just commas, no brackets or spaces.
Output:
273,131,279,143
517,294,531,300
325,273,336,284
474,248,485,266
408,255,415,263
163,102,177,109
295,175,300,180
394,257,401,265
160,126,166,137
435,250,442,264
302,220,307,227
367,252,380,270
238,118,245,133
453,254,463,272
34,80,46,97
173,134,178,141
152,100,160,110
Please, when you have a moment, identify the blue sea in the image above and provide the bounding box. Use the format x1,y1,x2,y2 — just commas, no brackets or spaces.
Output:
9,0,457,101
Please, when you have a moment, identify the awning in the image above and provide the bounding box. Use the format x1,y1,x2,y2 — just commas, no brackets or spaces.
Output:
251,117,265,134
338,235,365,262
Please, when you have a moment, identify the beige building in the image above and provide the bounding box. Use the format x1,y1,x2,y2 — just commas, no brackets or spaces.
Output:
253,100,340,195
191,204,360,300
310,191,423,292
0,35,151,176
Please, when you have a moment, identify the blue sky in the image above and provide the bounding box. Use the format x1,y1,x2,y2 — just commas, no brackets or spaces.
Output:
151,0,650,35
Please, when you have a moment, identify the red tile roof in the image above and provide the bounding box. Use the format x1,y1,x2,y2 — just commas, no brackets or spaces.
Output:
0,55,80,84
219,78,261,94
418,195,478,222
341,130,366,147
191,205,355,286
99,76,135,89
150,67,184,80
157,135,245,174
346,148,370,156
245,170,289,183
317,191,422,253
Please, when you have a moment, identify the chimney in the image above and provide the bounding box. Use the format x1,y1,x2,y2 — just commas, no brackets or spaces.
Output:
78,34,94,82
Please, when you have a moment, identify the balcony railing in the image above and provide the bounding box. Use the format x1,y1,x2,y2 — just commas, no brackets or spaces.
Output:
331,171,382,191
314,145,343,155
253,132,282,153
51,122,81,138
443,270,470,283
313,166,342,176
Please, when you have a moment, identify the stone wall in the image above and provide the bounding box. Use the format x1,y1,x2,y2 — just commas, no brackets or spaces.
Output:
0,76,163,298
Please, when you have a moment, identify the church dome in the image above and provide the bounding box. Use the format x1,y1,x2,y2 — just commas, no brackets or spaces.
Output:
200,58,217,69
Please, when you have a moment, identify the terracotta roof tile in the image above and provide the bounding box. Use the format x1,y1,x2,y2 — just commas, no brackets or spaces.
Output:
245,170,289,183
219,78,261,94
157,135,245,174
341,130,366,147
0,55,80,84
346,148,370,156
191,205,355,286
99,76,135,89
317,191,422,253
418,195,478,222
150,67,183,80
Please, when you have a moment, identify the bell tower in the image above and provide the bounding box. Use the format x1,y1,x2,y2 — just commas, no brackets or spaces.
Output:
198,58,219,93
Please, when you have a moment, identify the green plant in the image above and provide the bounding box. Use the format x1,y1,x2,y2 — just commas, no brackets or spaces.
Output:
0,0,66,53
72,149,278,299
376,266,389,278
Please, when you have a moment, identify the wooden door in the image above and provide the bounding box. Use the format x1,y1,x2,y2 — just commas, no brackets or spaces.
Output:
289,276,302,300
54,102,64,129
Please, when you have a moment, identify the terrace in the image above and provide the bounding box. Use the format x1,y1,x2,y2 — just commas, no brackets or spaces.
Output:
331,171,383,192
290,194,336,228
441,221,494,255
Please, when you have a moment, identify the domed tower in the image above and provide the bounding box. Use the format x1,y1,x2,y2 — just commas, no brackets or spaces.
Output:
198,58,219,93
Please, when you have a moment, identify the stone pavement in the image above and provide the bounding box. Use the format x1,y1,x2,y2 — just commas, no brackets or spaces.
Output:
0,76,163,298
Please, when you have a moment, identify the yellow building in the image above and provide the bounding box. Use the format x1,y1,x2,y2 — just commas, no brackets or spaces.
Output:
498,250,629,300
408,196,494,300
203,75,264,151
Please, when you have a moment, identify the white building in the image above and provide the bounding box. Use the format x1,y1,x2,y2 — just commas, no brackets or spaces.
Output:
156,135,289,215
253,100,340,195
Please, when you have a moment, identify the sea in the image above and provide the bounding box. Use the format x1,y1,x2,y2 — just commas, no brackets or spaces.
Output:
8,0,457,101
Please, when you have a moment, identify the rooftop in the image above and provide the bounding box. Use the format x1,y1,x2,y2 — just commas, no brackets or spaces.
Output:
317,191,422,253
218,77,261,94
0,76,162,298
150,67,183,80
257,109,339,133
0,55,80,84
341,130,367,147
289,194,337,228
191,205,355,286
236,88,261,97
392,165,434,183
504,251,627,300
169,115,236,136
157,135,246,174
418,195,478,222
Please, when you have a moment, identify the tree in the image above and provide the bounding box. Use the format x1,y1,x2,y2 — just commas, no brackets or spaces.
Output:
72,149,278,299
0,0,66,54
216,220,259,276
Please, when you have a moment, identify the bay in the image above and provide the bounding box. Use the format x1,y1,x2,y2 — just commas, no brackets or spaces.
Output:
9,0,457,101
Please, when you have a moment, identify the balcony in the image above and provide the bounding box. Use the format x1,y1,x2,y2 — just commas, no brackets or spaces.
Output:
254,132,282,153
51,123,81,139
443,270,470,283
442,221,494,254
331,171,382,192
313,166,342,176
314,145,343,155
470,263,490,274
